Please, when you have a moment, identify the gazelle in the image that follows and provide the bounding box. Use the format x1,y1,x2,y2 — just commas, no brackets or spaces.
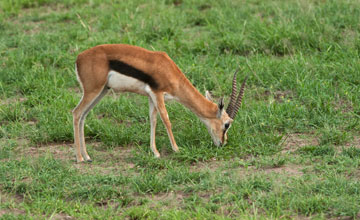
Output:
73,44,247,162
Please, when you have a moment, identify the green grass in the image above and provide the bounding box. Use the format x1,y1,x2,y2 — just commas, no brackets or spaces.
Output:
1,0,360,219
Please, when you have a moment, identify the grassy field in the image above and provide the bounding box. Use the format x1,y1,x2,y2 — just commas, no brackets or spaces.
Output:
1,0,360,219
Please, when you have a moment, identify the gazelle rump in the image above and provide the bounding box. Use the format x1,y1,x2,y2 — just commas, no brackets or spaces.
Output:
72,44,246,162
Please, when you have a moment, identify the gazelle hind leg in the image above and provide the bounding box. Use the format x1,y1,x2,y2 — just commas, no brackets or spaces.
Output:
79,87,109,161
149,97,160,158
73,87,108,162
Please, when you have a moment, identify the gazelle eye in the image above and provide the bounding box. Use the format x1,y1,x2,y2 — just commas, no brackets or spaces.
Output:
224,123,230,130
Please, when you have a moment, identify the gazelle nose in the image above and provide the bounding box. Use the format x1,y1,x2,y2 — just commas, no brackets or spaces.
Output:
219,140,224,146
214,140,221,147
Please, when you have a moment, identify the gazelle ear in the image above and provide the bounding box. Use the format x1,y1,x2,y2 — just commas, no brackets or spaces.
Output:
217,97,225,118
205,90,213,101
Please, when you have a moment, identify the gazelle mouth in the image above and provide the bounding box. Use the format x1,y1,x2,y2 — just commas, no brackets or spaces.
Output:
213,140,222,147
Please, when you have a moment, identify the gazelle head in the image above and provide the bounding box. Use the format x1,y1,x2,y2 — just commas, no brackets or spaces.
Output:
204,70,247,146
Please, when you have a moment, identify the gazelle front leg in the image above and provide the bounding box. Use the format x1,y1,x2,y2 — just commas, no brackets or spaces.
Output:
154,93,179,153
149,97,160,158
146,87,179,153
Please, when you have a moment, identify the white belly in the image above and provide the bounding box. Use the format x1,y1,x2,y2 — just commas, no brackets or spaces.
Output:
107,71,147,95
106,71,177,101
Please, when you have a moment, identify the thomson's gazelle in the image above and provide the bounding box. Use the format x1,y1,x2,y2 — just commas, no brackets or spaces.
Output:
73,44,247,162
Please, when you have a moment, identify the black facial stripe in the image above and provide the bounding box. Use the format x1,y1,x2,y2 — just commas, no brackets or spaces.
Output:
109,60,159,89
222,129,226,143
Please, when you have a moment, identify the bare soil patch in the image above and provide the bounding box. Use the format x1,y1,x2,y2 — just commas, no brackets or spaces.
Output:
147,191,185,209
19,142,73,161
0,192,26,218
73,144,137,175
273,90,293,103
262,164,303,176
0,97,28,106
255,89,294,103
281,133,319,153
13,139,137,175
189,158,225,173
51,213,75,220
344,135,360,148
0,208,26,218
332,97,353,113
0,191,23,205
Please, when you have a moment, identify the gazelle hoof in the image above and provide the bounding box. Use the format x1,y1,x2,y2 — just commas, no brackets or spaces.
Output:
76,157,84,163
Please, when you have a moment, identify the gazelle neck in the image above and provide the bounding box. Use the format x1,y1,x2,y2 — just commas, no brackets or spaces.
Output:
174,76,218,119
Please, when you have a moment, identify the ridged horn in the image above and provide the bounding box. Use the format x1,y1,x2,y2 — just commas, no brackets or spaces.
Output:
226,69,239,117
229,76,248,119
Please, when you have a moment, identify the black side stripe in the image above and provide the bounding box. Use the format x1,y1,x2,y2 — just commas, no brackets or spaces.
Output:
109,60,159,89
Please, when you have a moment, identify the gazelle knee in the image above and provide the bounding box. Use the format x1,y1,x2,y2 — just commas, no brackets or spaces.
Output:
73,113,81,124
164,119,172,129
72,106,80,117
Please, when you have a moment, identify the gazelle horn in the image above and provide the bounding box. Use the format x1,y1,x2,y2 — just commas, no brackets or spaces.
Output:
230,76,248,119
226,69,239,117
226,69,247,119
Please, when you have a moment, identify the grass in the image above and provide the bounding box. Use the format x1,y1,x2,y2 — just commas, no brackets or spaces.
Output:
1,0,360,219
